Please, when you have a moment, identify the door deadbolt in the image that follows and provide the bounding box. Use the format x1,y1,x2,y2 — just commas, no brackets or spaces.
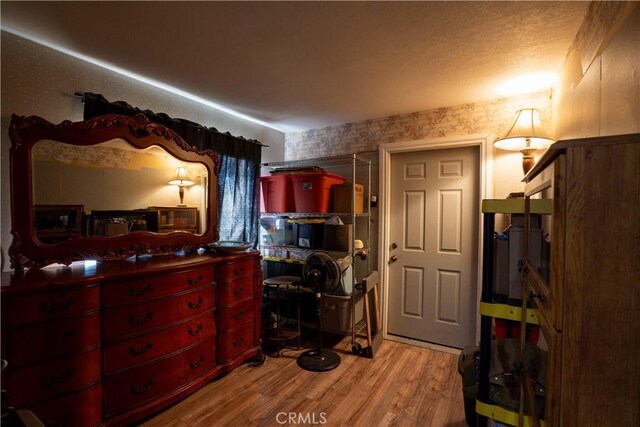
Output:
391,242,398,249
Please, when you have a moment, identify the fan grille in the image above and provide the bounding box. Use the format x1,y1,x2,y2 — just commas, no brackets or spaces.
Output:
302,251,341,293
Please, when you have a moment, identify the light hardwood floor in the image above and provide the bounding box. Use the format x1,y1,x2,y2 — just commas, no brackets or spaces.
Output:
142,338,467,427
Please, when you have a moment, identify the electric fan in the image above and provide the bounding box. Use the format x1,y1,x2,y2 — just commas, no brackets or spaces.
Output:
297,251,350,371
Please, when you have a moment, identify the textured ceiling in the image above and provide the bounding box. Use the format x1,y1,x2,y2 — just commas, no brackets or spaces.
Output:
1,1,589,132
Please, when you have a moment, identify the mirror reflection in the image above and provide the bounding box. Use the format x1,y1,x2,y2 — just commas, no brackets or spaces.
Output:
32,138,208,244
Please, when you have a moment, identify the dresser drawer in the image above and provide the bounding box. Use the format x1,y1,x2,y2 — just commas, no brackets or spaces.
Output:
5,286,99,326
525,272,553,330
31,383,102,427
531,297,563,426
104,311,216,374
217,277,254,307
218,321,255,363
104,338,215,417
5,347,101,408
3,312,100,368
217,259,255,283
104,287,214,341
103,267,214,306
218,299,255,332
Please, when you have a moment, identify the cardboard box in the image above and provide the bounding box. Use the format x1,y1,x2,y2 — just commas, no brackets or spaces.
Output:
297,223,324,249
105,221,128,237
323,224,353,252
332,183,364,213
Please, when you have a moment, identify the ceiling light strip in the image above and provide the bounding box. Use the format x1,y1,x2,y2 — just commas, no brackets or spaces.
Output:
3,27,283,133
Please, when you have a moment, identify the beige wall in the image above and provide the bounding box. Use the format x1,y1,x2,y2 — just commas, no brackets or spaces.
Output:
33,160,205,211
286,91,552,200
553,2,640,138
285,2,639,203
1,31,285,271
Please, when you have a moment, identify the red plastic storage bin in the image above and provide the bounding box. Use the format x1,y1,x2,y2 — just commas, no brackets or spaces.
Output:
290,172,345,213
260,174,295,212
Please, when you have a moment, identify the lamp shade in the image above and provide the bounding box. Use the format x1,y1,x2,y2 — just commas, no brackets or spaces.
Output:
494,108,554,151
168,167,195,187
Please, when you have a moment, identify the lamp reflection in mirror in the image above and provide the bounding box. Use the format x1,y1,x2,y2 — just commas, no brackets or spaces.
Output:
168,167,195,206
493,108,554,174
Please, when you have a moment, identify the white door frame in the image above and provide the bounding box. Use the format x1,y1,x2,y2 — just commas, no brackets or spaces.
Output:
378,134,494,350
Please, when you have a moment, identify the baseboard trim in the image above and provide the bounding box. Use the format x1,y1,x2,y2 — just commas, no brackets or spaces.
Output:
384,334,461,355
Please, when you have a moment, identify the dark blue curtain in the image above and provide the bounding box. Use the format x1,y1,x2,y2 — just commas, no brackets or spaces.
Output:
81,92,262,245
217,156,259,243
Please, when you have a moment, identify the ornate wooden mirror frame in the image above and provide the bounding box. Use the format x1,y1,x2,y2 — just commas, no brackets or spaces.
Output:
8,114,219,269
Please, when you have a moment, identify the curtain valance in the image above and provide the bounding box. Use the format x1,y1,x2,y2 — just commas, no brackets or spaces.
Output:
80,92,263,161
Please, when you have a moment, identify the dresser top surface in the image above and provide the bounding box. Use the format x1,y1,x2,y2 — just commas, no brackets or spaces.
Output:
1,251,260,290
523,132,640,182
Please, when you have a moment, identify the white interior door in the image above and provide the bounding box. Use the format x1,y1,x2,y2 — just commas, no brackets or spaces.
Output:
387,145,478,348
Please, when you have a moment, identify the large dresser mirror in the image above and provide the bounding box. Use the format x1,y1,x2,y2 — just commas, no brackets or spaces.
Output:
9,114,219,269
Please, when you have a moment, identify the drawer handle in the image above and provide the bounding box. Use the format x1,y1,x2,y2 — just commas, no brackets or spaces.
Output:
518,260,529,273
129,284,154,297
232,336,245,347
40,298,76,314
233,310,246,320
129,341,154,355
187,274,204,286
131,378,155,395
529,291,545,301
129,312,155,325
232,287,246,297
188,297,204,309
189,356,205,369
233,267,245,276
188,324,204,336
42,369,74,387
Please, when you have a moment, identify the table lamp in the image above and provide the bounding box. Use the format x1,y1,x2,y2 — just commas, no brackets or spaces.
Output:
494,108,554,174
168,167,195,206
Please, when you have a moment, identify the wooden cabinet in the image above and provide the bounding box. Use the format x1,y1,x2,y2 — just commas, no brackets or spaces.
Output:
101,265,216,418
103,339,216,417
521,134,640,427
33,204,84,244
102,312,216,374
1,281,102,426
30,384,103,427
149,206,199,233
102,267,214,306
103,287,215,342
216,257,263,365
1,252,262,427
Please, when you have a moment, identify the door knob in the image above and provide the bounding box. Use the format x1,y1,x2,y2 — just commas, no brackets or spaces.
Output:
391,242,398,250
390,255,398,263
